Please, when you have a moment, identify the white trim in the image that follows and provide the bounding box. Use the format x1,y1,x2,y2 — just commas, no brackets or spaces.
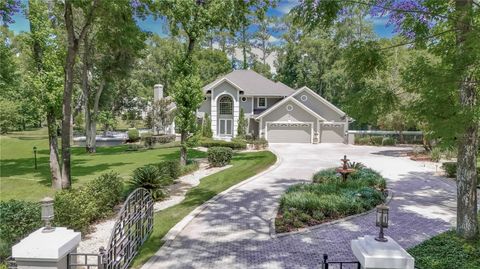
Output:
265,121,314,143
257,97,267,108
255,97,326,121
204,78,245,94
295,86,347,116
243,94,290,97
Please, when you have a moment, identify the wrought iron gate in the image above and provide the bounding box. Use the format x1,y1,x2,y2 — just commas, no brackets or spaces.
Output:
68,188,154,269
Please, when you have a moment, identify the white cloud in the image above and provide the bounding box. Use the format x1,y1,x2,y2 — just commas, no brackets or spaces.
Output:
276,0,299,14
365,14,390,26
268,36,280,43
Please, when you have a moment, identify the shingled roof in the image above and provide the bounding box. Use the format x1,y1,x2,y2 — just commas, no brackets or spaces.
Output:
203,70,295,96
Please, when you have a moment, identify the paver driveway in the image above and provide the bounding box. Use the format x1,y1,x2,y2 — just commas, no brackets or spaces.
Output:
143,143,458,269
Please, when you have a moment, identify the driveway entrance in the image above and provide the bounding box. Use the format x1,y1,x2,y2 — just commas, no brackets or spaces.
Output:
143,144,458,269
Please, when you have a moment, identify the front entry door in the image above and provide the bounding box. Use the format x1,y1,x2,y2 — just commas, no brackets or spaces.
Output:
219,119,233,136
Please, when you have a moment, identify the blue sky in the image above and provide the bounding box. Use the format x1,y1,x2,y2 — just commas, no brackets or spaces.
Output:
9,0,395,39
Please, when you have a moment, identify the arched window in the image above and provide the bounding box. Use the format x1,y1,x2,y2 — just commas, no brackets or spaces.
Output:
219,95,233,115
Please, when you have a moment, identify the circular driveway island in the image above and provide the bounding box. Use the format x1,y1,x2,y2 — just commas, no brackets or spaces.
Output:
143,143,457,269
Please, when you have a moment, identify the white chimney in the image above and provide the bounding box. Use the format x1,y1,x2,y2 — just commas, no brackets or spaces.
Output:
154,84,164,101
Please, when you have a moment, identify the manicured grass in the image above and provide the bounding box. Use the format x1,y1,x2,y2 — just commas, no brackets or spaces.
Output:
0,128,206,201
408,220,480,269
275,167,387,233
131,150,276,268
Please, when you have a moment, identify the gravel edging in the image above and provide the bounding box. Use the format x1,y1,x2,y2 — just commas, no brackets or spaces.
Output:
78,161,231,254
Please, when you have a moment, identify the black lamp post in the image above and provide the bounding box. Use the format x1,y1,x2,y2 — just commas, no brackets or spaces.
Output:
375,204,389,242
33,146,37,170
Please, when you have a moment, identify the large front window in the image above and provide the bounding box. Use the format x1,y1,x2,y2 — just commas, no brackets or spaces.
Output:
219,95,233,115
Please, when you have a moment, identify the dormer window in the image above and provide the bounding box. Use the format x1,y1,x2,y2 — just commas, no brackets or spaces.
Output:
257,97,266,108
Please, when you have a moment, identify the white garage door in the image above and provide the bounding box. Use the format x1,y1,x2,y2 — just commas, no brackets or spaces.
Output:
320,124,344,143
267,123,312,143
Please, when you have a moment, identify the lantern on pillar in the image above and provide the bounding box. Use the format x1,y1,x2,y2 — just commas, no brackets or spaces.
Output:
40,197,55,233
375,204,389,242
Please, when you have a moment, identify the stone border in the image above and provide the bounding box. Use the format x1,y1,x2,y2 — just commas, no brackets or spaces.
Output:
270,185,395,239
142,150,283,269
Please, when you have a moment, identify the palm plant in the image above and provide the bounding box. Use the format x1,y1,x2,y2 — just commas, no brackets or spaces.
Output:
128,165,171,200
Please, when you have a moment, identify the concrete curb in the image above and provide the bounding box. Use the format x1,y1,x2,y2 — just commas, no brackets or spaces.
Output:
142,150,282,269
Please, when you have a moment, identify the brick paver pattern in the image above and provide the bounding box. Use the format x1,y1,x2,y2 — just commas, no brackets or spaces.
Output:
143,144,459,269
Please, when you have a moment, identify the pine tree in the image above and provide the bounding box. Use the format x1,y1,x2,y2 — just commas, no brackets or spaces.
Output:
202,113,213,138
237,108,247,138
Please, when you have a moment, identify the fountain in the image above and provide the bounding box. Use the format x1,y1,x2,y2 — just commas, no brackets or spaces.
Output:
336,155,356,181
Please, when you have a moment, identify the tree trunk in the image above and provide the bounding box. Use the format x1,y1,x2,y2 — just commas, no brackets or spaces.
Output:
61,0,98,187
186,36,196,60
47,108,62,189
61,44,75,188
61,1,77,189
455,0,478,240
85,110,96,153
29,2,62,189
180,131,187,166
399,130,405,144
82,35,96,153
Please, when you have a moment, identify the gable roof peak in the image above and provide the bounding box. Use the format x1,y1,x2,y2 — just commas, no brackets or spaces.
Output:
203,69,295,96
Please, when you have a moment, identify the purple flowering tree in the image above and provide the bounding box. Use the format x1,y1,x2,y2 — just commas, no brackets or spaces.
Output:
0,0,21,26
295,0,479,239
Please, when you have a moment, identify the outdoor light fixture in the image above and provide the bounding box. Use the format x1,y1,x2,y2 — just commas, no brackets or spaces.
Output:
40,197,55,233
33,146,38,170
375,204,389,242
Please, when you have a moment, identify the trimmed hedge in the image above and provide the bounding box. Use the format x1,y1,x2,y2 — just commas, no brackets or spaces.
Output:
382,137,396,146
442,162,457,177
181,160,200,176
0,200,42,260
127,128,140,142
157,160,181,179
199,138,246,150
85,172,123,217
247,138,269,149
355,136,371,145
54,172,123,233
143,134,176,148
207,147,233,167
370,136,383,145
355,135,396,146
442,162,480,185
54,188,98,233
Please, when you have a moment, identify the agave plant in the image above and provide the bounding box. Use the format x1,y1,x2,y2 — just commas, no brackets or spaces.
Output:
128,165,171,200
347,161,365,170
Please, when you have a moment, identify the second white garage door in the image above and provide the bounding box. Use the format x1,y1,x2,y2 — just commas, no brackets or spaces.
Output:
266,122,312,143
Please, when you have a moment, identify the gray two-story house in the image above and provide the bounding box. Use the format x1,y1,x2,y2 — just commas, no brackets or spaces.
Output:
197,70,351,144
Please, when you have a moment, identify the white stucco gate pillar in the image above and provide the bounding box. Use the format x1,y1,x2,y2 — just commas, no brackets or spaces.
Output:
351,235,415,269
12,227,81,269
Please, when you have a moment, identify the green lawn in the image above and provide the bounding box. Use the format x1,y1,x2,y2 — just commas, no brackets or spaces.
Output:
131,150,276,268
0,128,205,201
